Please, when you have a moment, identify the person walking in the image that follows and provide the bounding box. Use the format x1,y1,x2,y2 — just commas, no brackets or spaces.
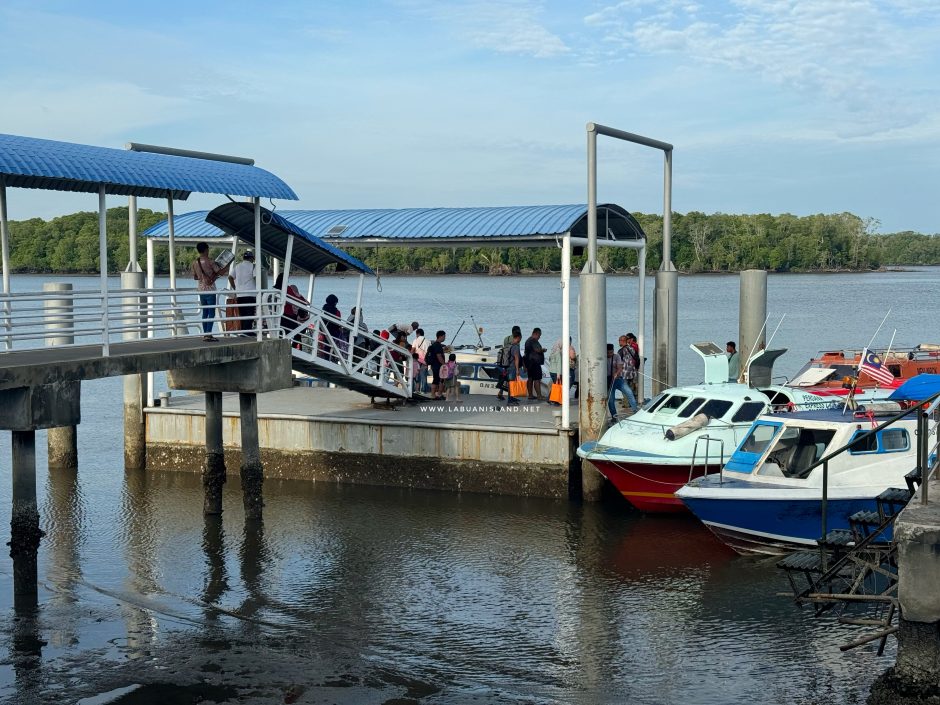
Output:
608,341,638,419
523,327,546,401
411,328,431,393
624,332,641,401
613,335,639,417
191,242,229,342
498,330,523,406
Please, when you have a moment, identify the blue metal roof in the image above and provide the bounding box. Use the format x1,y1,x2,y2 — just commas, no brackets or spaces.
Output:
143,204,646,243
206,203,374,276
0,133,297,200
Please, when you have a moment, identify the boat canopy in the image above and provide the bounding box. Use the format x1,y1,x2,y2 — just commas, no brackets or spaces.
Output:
888,374,940,402
690,342,786,387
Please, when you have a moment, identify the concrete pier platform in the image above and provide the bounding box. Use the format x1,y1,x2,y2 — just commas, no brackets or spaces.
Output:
145,387,579,498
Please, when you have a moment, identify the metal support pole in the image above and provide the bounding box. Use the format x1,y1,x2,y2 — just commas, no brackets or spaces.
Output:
98,185,110,356
739,270,768,383
204,391,226,515
637,244,646,403
306,273,315,304
125,195,141,273
653,270,678,393
44,283,77,469
166,196,177,293
579,269,607,501
272,257,280,282
239,392,263,520
0,184,11,351
919,410,928,505
279,235,294,341
254,198,262,341
587,130,598,271
561,235,571,430
820,459,829,572
145,237,155,407
349,274,364,366
122,269,146,469
663,149,673,267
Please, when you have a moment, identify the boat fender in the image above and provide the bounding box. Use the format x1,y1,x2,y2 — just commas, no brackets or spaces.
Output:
665,413,709,441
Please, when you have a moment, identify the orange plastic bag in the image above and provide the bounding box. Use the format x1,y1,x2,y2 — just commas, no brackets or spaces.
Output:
509,379,527,397
549,382,563,404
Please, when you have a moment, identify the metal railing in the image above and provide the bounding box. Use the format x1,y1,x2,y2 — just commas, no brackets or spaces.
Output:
269,291,414,397
0,286,280,353
689,435,725,483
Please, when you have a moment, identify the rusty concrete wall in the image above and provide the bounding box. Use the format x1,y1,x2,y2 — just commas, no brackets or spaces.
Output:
145,410,576,499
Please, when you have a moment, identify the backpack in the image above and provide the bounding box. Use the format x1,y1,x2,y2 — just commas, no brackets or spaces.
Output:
497,344,514,367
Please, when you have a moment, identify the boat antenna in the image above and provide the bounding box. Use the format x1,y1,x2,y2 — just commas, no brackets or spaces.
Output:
765,313,786,349
470,315,485,348
451,320,466,347
741,314,771,383
866,309,892,350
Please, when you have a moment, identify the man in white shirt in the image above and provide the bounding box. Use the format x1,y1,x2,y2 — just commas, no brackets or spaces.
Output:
228,250,256,332
388,321,419,339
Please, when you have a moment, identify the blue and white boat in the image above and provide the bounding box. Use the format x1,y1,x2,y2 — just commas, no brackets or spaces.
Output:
676,403,919,555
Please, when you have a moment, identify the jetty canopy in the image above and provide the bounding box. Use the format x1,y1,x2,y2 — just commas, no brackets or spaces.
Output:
0,133,297,200
143,204,646,247
206,202,374,276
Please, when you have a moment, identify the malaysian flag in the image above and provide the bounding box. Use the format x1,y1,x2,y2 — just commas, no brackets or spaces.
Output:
859,348,896,386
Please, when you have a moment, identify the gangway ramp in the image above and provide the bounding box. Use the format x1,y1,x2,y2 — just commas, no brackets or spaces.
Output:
281,296,417,401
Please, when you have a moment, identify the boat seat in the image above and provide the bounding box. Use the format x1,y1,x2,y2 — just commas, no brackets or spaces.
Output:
787,441,819,478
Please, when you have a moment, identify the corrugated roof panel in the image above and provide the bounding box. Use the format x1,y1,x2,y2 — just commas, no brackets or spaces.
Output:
0,133,297,200
205,203,374,276
144,204,646,242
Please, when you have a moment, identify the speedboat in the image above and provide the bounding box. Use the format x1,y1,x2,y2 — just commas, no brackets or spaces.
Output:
676,401,920,555
577,343,833,514
785,344,940,393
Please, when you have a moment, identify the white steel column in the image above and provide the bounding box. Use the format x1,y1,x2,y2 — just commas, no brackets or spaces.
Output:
306,274,315,303
279,234,294,323
349,273,364,365
0,184,11,350
561,234,571,430
166,196,177,292
254,197,262,341
98,185,110,356
272,257,280,281
637,243,646,403
145,237,155,406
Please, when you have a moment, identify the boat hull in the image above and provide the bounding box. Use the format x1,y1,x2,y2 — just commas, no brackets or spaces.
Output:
586,459,722,513
679,494,887,555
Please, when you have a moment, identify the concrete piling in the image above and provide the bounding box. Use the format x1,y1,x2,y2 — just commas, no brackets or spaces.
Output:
9,430,43,598
869,480,940,704
578,269,607,501
122,270,147,470
43,283,78,469
738,270,767,383
239,392,264,520
203,391,226,515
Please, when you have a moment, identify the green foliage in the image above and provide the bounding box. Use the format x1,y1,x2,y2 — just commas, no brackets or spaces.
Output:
5,208,938,275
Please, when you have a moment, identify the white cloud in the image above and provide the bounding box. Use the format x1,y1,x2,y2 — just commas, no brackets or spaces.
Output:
581,0,940,138
405,0,569,58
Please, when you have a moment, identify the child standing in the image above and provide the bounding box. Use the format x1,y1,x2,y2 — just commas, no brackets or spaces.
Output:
442,353,460,403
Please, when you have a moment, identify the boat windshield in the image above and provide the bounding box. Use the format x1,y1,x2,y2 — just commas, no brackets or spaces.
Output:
739,423,780,456
758,426,837,479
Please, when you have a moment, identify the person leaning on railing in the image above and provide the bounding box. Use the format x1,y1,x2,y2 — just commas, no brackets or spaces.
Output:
191,241,230,342
228,250,257,334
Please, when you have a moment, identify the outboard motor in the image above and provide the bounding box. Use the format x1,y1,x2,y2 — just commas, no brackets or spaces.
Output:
665,413,709,441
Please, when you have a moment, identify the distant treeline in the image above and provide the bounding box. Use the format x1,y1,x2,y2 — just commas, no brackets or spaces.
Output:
4,207,938,275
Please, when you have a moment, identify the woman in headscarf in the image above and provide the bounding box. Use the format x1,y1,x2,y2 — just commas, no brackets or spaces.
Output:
320,294,344,360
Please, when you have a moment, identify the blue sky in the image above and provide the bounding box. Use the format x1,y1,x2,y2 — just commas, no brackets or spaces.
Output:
1,0,937,233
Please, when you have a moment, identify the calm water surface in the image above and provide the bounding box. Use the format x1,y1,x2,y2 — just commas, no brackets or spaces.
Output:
1,269,935,704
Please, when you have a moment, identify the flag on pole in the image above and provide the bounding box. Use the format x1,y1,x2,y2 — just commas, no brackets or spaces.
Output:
859,348,895,386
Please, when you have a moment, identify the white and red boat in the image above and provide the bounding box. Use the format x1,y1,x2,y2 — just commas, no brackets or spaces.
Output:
577,343,834,513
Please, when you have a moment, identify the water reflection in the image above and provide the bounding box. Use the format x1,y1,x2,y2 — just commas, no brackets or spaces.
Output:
201,515,228,611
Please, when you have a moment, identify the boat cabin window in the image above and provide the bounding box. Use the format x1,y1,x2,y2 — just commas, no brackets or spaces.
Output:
646,394,667,412
479,365,501,381
458,364,477,379
849,428,910,454
697,399,733,419
759,427,836,479
763,390,793,408
739,423,780,456
677,398,706,418
657,395,689,414
732,401,766,423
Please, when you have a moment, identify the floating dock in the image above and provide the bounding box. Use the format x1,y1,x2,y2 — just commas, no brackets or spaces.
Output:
145,387,579,498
